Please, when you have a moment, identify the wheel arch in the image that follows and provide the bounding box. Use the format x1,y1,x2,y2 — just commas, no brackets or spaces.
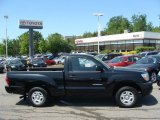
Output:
113,82,142,96
25,81,52,96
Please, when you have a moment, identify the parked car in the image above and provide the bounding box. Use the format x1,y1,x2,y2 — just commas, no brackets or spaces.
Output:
53,56,66,64
127,55,160,83
107,55,141,67
20,58,28,68
96,53,122,63
138,51,158,57
28,58,47,68
0,63,5,73
43,57,56,65
5,59,27,71
5,54,152,108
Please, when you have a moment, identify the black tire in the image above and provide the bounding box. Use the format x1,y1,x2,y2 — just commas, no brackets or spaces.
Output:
157,80,160,86
0,68,4,73
150,72,157,83
28,87,49,107
115,86,138,108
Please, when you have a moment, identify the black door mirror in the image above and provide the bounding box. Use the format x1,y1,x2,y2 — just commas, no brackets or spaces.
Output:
96,65,104,72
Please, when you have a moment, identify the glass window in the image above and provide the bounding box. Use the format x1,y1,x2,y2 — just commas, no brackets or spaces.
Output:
70,57,97,71
150,40,156,44
134,40,143,43
104,41,110,45
156,40,160,44
126,40,134,44
136,57,155,64
128,57,132,62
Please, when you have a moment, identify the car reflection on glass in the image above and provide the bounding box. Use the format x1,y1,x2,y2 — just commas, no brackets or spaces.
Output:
5,59,27,71
28,58,47,68
107,55,141,67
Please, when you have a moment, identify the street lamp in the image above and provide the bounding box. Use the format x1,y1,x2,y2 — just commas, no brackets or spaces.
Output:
93,13,104,54
4,15,8,58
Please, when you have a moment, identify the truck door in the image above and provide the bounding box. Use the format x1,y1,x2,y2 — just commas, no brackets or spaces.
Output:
65,56,108,95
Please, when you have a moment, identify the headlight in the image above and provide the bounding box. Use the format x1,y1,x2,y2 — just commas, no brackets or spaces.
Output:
11,66,16,68
158,71,160,76
141,73,149,81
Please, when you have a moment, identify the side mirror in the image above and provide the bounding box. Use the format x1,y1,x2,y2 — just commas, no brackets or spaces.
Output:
124,60,128,63
96,65,104,72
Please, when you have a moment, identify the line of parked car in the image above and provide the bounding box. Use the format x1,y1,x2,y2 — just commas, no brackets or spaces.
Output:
0,54,66,73
1,51,160,83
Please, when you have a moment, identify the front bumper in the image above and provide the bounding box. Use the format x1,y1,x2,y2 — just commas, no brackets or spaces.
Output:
137,82,153,96
5,85,25,95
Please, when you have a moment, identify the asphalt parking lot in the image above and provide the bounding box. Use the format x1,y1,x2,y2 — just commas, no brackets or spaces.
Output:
0,72,160,120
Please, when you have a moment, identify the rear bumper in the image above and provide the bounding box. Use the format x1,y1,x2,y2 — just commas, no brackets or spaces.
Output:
138,82,153,96
5,86,25,95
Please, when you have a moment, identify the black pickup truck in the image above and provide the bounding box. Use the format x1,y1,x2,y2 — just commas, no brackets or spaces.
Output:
5,54,153,108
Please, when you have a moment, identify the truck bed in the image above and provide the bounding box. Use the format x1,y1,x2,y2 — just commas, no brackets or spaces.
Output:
29,65,64,71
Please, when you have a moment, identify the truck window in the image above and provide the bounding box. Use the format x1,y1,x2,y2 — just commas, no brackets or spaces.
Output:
70,57,97,71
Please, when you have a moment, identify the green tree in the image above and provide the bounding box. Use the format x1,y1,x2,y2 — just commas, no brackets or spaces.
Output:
131,14,149,32
7,39,20,57
33,31,44,54
0,41,5,56
152,26,160,33
47,33,73,54
146,22,153,31
38,39,48,53
18,32,29,55
18,31,44,55
65,36,80,51
105,16,131,35
82,32,97,38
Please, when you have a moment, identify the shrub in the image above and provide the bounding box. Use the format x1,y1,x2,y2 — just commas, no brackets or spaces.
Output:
135,46,155,53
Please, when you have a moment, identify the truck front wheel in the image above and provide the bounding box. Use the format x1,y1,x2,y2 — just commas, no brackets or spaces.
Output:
28,87,49,107
115,86,138,108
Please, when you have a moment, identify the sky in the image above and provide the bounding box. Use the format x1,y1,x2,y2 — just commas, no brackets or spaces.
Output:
0,0,160,40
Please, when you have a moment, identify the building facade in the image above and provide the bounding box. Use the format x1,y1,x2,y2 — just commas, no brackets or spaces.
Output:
75,31,160,52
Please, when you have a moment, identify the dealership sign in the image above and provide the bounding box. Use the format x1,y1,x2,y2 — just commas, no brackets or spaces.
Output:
75,39,84,44
19,20,43,29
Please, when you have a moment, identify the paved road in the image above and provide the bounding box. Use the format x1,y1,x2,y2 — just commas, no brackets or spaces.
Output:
0,73,160,120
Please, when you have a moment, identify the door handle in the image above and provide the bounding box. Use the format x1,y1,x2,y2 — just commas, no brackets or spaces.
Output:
69,75,77,79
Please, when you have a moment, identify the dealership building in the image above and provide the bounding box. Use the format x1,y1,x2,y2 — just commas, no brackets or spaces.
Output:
75,31,160,52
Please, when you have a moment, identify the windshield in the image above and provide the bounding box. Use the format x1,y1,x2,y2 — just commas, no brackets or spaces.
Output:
7,59,23,65
139,53,147,57
110,57,123,63
95,54,105,60
136,57,156,64
31,58,44,63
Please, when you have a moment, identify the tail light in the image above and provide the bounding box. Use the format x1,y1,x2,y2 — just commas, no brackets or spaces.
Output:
5,77,10,86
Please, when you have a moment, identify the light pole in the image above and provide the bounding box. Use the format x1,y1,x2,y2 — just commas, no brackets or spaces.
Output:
93,13,104,54
4,15,8,58
159,15,160,26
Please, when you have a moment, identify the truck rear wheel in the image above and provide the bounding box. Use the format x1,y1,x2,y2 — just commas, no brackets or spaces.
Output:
115,86,138,108
28,87,49,107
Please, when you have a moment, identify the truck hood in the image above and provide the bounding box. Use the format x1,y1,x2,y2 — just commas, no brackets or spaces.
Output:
112,66,146,73
127,64,154,70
